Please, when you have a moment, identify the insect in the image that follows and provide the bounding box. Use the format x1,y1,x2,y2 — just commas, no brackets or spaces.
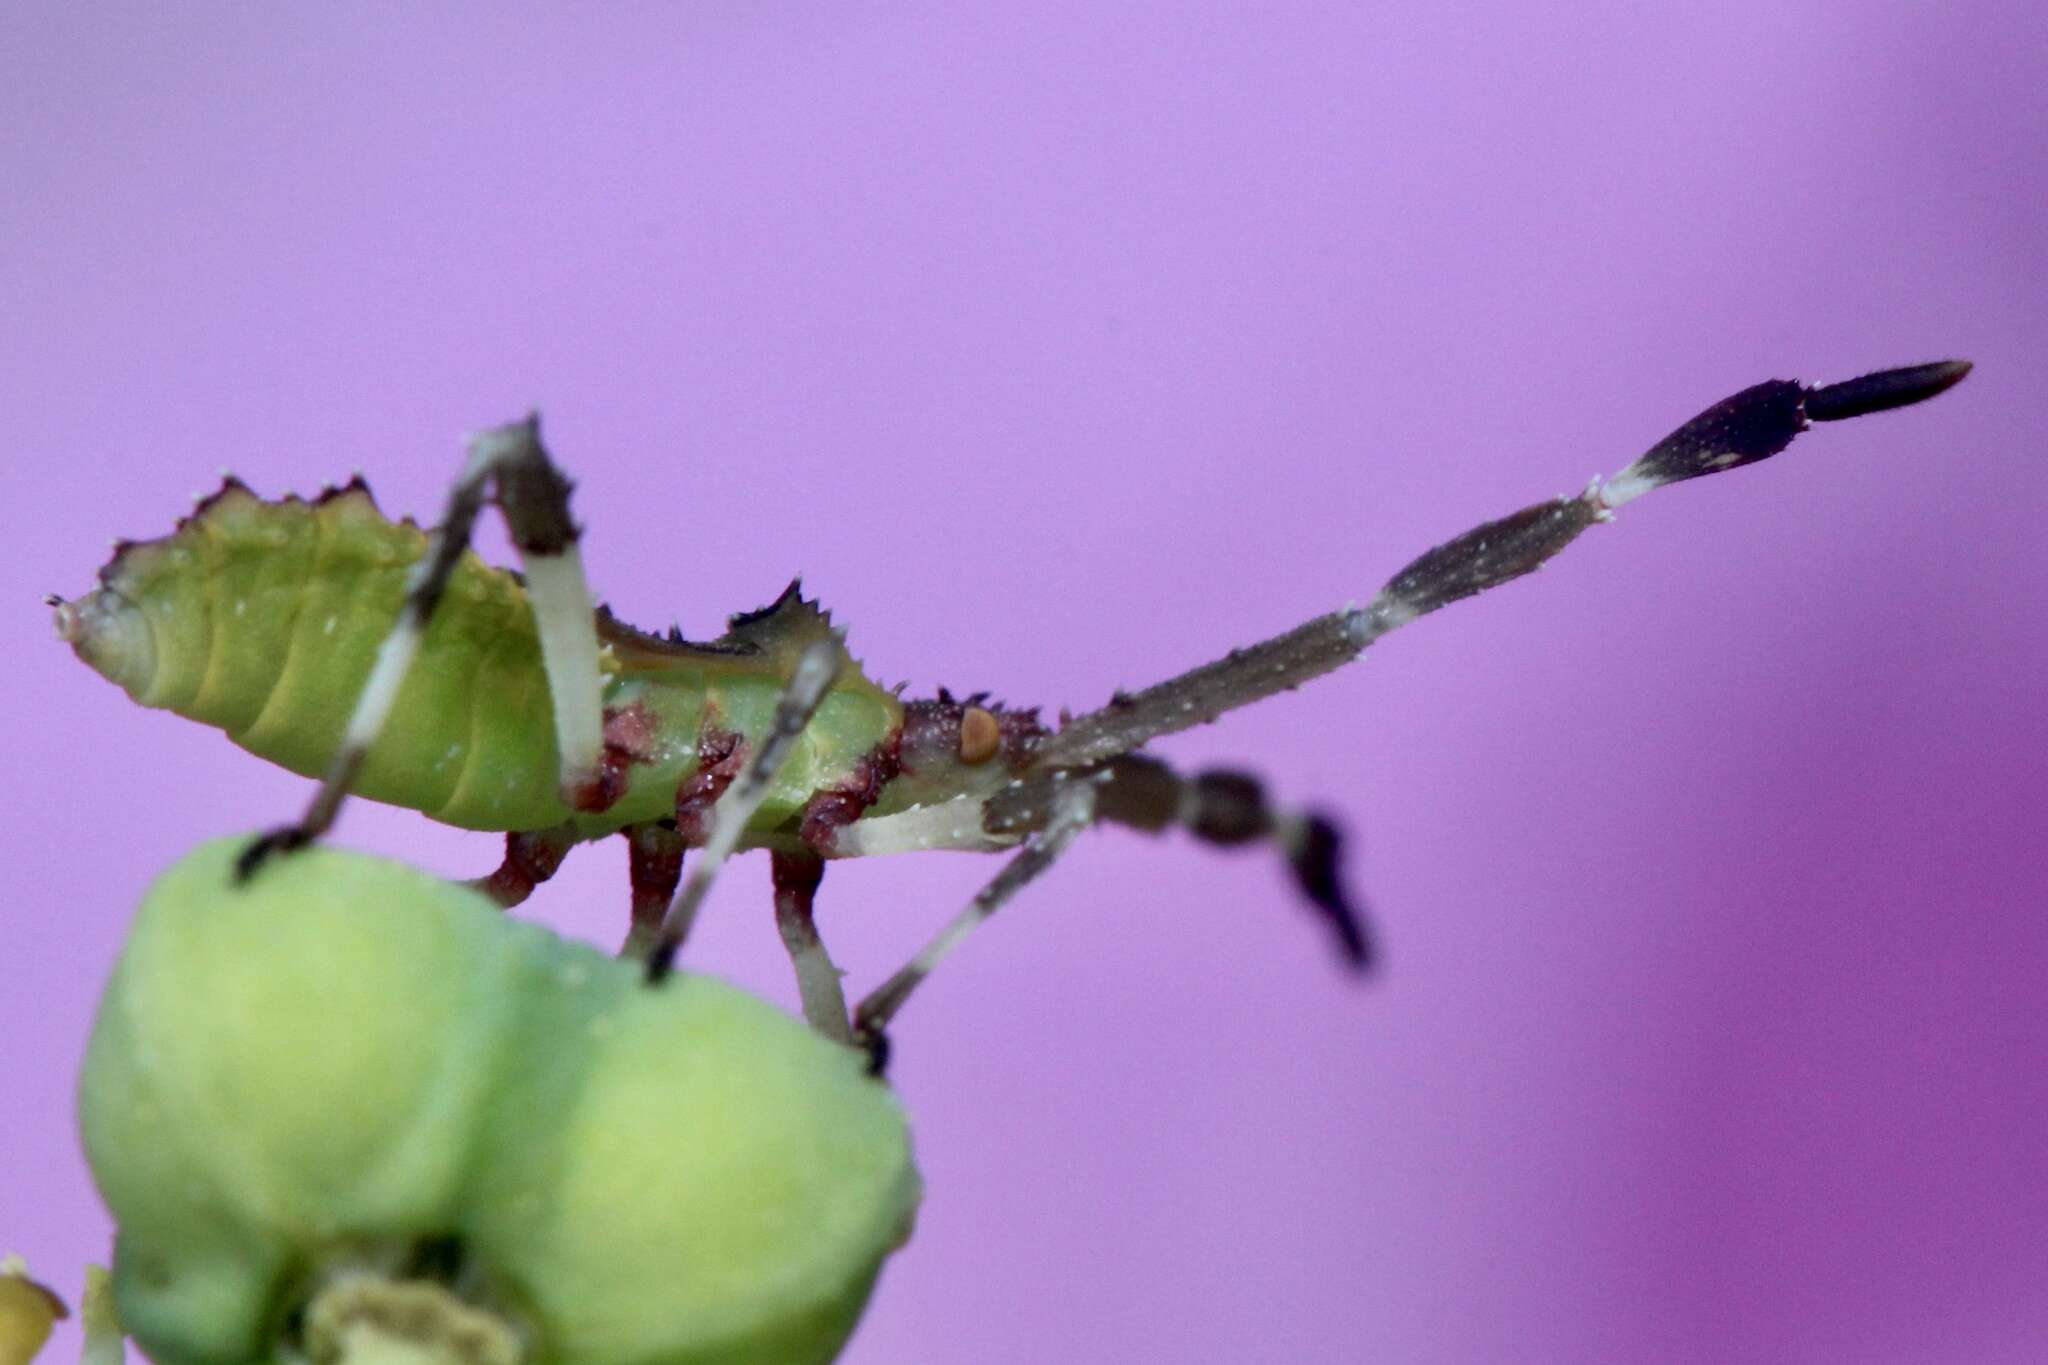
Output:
51,360,1970,1059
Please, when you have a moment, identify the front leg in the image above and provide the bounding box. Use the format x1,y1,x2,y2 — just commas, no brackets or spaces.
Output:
853,776,1101,1067
985,754,1372,970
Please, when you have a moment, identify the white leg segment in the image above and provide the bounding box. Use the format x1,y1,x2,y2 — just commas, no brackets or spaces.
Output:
854,776,1100,1041
521,545,606,802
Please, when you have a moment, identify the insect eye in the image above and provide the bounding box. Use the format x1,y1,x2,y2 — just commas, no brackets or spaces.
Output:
958,706,1000,765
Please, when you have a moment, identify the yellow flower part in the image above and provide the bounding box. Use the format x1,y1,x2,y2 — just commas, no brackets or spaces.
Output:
0,1256,67,1365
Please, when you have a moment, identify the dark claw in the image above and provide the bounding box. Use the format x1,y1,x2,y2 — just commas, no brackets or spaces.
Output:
858,1026,892,1079
1806,360,1972,422
1289,813,1375,973
643,940,679,985
234,825,314,882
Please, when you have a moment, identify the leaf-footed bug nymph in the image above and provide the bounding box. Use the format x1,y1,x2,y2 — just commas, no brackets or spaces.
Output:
50,360,1971,1062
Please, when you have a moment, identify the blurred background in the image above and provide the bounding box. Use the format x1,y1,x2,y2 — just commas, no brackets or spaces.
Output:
4,4,2043,1361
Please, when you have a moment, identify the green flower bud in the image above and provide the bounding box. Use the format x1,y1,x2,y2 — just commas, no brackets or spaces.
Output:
81,839,919,1365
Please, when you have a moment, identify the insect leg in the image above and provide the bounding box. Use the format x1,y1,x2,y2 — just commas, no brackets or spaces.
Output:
853,777,1099,1065
1028,360,1972,772
771,851,854,1041
468,823,579,908
642,639,843,982
238,415,610,878
619,822,686,958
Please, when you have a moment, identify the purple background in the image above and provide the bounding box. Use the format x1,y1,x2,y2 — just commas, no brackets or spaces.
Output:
5,5,2044,1362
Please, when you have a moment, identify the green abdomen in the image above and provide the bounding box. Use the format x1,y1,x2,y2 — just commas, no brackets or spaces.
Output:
64,482,902,836
69,484,567,829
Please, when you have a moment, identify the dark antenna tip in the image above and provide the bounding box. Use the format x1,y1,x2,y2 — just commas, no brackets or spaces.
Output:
1806,359,1972,423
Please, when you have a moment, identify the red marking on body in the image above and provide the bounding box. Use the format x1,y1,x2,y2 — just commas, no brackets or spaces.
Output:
673,720,745,844
570,700,660,813
799,730,906,856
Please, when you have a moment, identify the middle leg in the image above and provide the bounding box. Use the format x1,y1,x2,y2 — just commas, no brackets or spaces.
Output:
641,637,845,982
771,851,854,1042
619,821,686,958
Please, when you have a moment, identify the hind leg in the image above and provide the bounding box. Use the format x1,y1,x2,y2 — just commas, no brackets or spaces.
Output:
238,416,614,878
